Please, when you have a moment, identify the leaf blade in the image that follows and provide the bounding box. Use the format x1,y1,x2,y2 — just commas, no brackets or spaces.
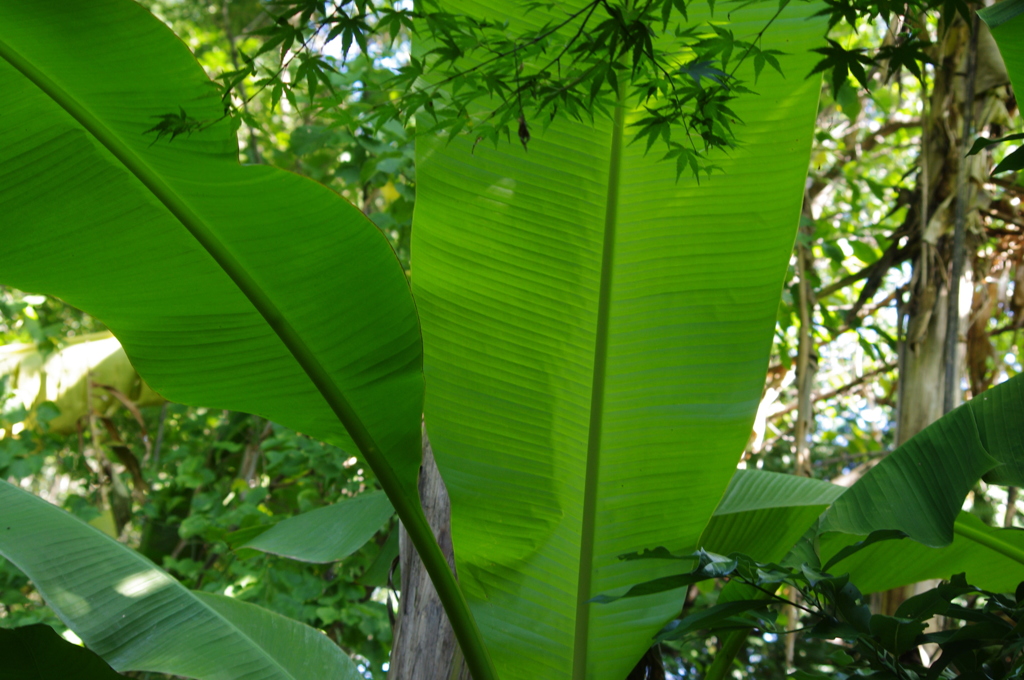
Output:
242,491,395,563
0,3,497,677
0,480,362,680
412,2,826,677
0,2,423,504
0,624,125,680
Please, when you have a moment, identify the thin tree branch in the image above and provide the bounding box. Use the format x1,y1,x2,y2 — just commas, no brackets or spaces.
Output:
816,238,914,299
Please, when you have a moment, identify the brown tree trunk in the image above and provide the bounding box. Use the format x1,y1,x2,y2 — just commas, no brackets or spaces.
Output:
389,430,472,680
898,278,950,444
896,9,1012,450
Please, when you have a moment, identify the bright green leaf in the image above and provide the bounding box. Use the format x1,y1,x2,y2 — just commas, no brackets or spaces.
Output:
868,614,926,656
700,470,843,563
993,146,1024,174
412,1,826,677
0,480,363,680
0,624,124,680
242,491,394,563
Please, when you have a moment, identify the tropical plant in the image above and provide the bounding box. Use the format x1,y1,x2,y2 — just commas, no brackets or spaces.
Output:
0,1,1022,680
614,554,1024,680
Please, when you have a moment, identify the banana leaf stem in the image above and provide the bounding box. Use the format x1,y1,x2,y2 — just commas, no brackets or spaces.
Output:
953,516,1024,566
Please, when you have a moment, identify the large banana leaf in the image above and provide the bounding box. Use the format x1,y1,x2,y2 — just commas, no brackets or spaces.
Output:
412,1,826,676
700,470,843,562
816,375,1024,593
0,480,362,680
980,0,1024,90
821,512,1024,594
0,2,491,677
822,374,1024,545
0,0,421,511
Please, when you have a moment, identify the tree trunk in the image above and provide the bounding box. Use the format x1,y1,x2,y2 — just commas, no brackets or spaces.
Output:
794,230,817,479
898,280,950,444
878,11,1012,620
390,430,472,680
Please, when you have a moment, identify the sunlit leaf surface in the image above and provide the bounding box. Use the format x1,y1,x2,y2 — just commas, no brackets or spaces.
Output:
0,481,363,680
413,1,826,676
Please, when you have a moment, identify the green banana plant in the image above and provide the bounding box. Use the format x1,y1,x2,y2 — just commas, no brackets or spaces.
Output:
5,1,1021,679
0,1,490,677
0,2,828,678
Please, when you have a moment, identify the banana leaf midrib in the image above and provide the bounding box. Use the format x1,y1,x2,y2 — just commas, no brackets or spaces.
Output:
953,514,1024,564
573,85,626,680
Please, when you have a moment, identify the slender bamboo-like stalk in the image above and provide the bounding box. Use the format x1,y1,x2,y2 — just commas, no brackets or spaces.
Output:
943,13,980,414
1004,487,1018,527
794,239,817,477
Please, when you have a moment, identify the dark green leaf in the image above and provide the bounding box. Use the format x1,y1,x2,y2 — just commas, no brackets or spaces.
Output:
655,600,775,641
680,60,728,85
869,614,927,656
822,530,907,572
0,624,124,680
993,146,1024,174
893,573,975,619
590,572,710,604
358,528,400,587
966,132,1024,156
242,491,395,563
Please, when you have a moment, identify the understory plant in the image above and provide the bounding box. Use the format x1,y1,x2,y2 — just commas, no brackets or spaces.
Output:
607,551,1024,679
